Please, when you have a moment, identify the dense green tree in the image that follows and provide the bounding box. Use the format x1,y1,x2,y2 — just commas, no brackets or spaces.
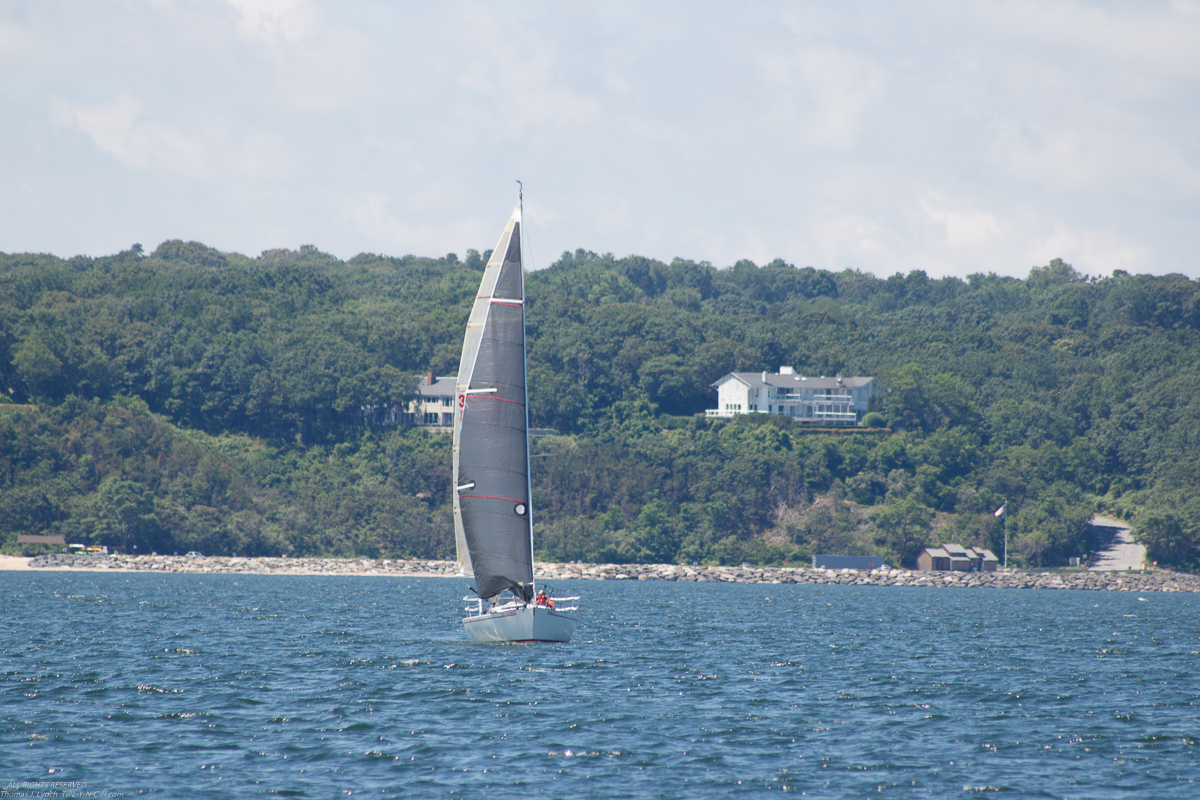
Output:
1009,483,1093,567
3,244,1200,568
869,497,935,567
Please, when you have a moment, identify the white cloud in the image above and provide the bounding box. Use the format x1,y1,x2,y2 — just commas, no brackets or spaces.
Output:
1028,224,1153,277
0,20,40,60
760,46,885,148
808,213,895,267
990,108,1200,196
221,0,378,112
970,32,1200,197
342,192,492,257
441,6,604,134
224,0,320,46
2,2,1198,278
50,95,211,179
917,191,1008,251
976,0,1200,80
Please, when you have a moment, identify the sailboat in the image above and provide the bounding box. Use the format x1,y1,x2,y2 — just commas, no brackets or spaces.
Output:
453,188,580,643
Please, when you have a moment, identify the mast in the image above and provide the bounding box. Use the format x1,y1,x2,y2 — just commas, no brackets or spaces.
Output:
519,181,536,599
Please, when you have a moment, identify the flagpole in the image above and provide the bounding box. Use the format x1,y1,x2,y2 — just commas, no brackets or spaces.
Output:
994,501,1008,571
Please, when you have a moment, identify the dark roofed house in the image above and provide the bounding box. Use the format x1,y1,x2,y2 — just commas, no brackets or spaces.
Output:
917,547,951,571
918,544,999,572
943,544,974,571
973,548,1000,572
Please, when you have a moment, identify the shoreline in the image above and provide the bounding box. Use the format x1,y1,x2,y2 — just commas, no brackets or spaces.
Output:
3,553,1197,593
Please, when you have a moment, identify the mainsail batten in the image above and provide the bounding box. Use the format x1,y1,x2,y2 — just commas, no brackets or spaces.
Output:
452,205,534,601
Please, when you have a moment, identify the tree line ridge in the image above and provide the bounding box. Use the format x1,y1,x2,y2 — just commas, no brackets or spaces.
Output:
2,241,1198,569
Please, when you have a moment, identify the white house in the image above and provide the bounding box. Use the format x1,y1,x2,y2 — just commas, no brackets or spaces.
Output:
414,372,456,426
362,372,456,428
706,367,880,425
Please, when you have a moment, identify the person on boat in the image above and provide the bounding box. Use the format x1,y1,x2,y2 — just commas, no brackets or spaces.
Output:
535,589,554,609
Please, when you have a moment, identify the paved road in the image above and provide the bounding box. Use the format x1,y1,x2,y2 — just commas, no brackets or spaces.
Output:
1089,515,1147,571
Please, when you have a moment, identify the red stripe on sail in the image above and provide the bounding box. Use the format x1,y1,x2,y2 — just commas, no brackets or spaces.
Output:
458,494,525,503
470,395,525,407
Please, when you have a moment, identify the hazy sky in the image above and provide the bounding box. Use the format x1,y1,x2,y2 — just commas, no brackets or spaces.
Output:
3,1,1198,278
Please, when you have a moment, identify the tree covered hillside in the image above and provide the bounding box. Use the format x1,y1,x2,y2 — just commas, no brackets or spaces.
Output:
2,241,1199,569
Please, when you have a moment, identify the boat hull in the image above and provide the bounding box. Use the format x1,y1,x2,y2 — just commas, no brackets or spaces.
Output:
462,605,578,643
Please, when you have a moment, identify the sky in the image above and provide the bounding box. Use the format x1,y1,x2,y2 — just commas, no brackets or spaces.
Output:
2,0,1199,279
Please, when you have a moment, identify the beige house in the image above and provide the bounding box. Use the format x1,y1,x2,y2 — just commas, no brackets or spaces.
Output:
412,372,456,427
361,372,457,428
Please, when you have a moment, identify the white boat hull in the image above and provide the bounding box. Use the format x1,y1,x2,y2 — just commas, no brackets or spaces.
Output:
462,604,578,643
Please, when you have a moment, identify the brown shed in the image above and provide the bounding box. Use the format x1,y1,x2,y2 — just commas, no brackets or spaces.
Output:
918,544,1000,572
917,547,951,571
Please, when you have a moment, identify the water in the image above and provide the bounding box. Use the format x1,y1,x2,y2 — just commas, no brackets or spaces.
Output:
2,574,1197,798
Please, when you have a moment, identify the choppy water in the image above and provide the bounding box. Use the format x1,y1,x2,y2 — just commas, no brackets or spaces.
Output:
1,573,1197,798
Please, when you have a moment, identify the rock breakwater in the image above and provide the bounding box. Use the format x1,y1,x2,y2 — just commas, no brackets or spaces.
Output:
27,553,461,576
536,562,1200,592
23,554,1200,592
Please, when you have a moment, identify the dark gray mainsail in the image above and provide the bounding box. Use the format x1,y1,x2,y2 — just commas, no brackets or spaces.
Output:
452,203,535,601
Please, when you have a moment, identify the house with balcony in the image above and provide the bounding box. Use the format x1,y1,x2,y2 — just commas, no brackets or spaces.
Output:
706,367,880,425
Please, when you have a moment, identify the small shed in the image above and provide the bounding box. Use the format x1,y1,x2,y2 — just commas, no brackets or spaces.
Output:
943,544,975,571
812,555,889,570
917,547,951,571
972,548,1000,572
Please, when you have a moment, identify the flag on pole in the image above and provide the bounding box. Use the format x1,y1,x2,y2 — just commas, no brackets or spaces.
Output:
994,504,1006,518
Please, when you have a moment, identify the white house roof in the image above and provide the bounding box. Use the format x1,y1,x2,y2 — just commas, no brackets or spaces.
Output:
711,372,875,390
